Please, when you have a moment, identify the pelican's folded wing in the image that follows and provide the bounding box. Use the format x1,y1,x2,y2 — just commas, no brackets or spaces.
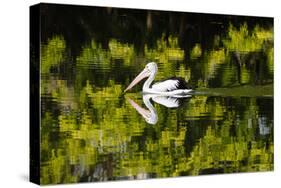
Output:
151,80,180,92
152,96,180,108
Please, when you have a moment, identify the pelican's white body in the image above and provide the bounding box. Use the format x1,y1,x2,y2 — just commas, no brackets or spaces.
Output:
125,62,192,96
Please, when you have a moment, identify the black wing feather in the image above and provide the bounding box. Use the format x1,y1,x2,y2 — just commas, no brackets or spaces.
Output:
159,77,192,90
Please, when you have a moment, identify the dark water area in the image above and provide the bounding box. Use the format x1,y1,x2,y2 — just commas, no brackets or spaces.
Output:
38,4,273,184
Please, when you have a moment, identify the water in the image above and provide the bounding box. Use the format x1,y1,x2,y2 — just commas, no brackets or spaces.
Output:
39,4,273,184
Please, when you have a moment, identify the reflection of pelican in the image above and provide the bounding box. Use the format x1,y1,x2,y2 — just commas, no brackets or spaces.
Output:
127,94,191,125
124,62,192,96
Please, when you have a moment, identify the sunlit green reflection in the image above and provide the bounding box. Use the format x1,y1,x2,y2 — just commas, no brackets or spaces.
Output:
40,21,273,184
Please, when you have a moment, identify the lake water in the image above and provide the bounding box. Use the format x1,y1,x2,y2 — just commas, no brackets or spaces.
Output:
39,5,273,184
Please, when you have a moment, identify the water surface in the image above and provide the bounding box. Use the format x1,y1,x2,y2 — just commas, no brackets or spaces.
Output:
39,4,273,184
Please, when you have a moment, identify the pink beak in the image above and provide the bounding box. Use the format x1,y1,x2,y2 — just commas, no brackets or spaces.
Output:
126,97,151,119
124,68,150,92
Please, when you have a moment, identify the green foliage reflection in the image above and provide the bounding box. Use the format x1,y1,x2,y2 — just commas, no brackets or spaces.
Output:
223,24,273,52
41,36,66,73
40,22,273,184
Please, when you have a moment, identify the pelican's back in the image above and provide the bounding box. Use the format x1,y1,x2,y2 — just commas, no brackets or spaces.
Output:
151,77,191,92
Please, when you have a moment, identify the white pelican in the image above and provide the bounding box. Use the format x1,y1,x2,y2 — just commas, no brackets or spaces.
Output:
124,62,192,96
127,94,191,125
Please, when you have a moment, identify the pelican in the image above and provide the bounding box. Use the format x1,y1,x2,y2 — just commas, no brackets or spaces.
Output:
127,94,191,125
124,62,192,96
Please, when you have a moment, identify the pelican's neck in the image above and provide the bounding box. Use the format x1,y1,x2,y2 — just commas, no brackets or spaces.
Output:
143,95,158,124
143,95,156,113
143,70,156,91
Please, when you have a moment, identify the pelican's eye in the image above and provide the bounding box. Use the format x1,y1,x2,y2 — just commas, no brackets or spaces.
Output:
146,66,151,72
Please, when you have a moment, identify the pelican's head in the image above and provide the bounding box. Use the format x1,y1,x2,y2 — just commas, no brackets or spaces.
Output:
124,62,157,92
145,62,158,73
